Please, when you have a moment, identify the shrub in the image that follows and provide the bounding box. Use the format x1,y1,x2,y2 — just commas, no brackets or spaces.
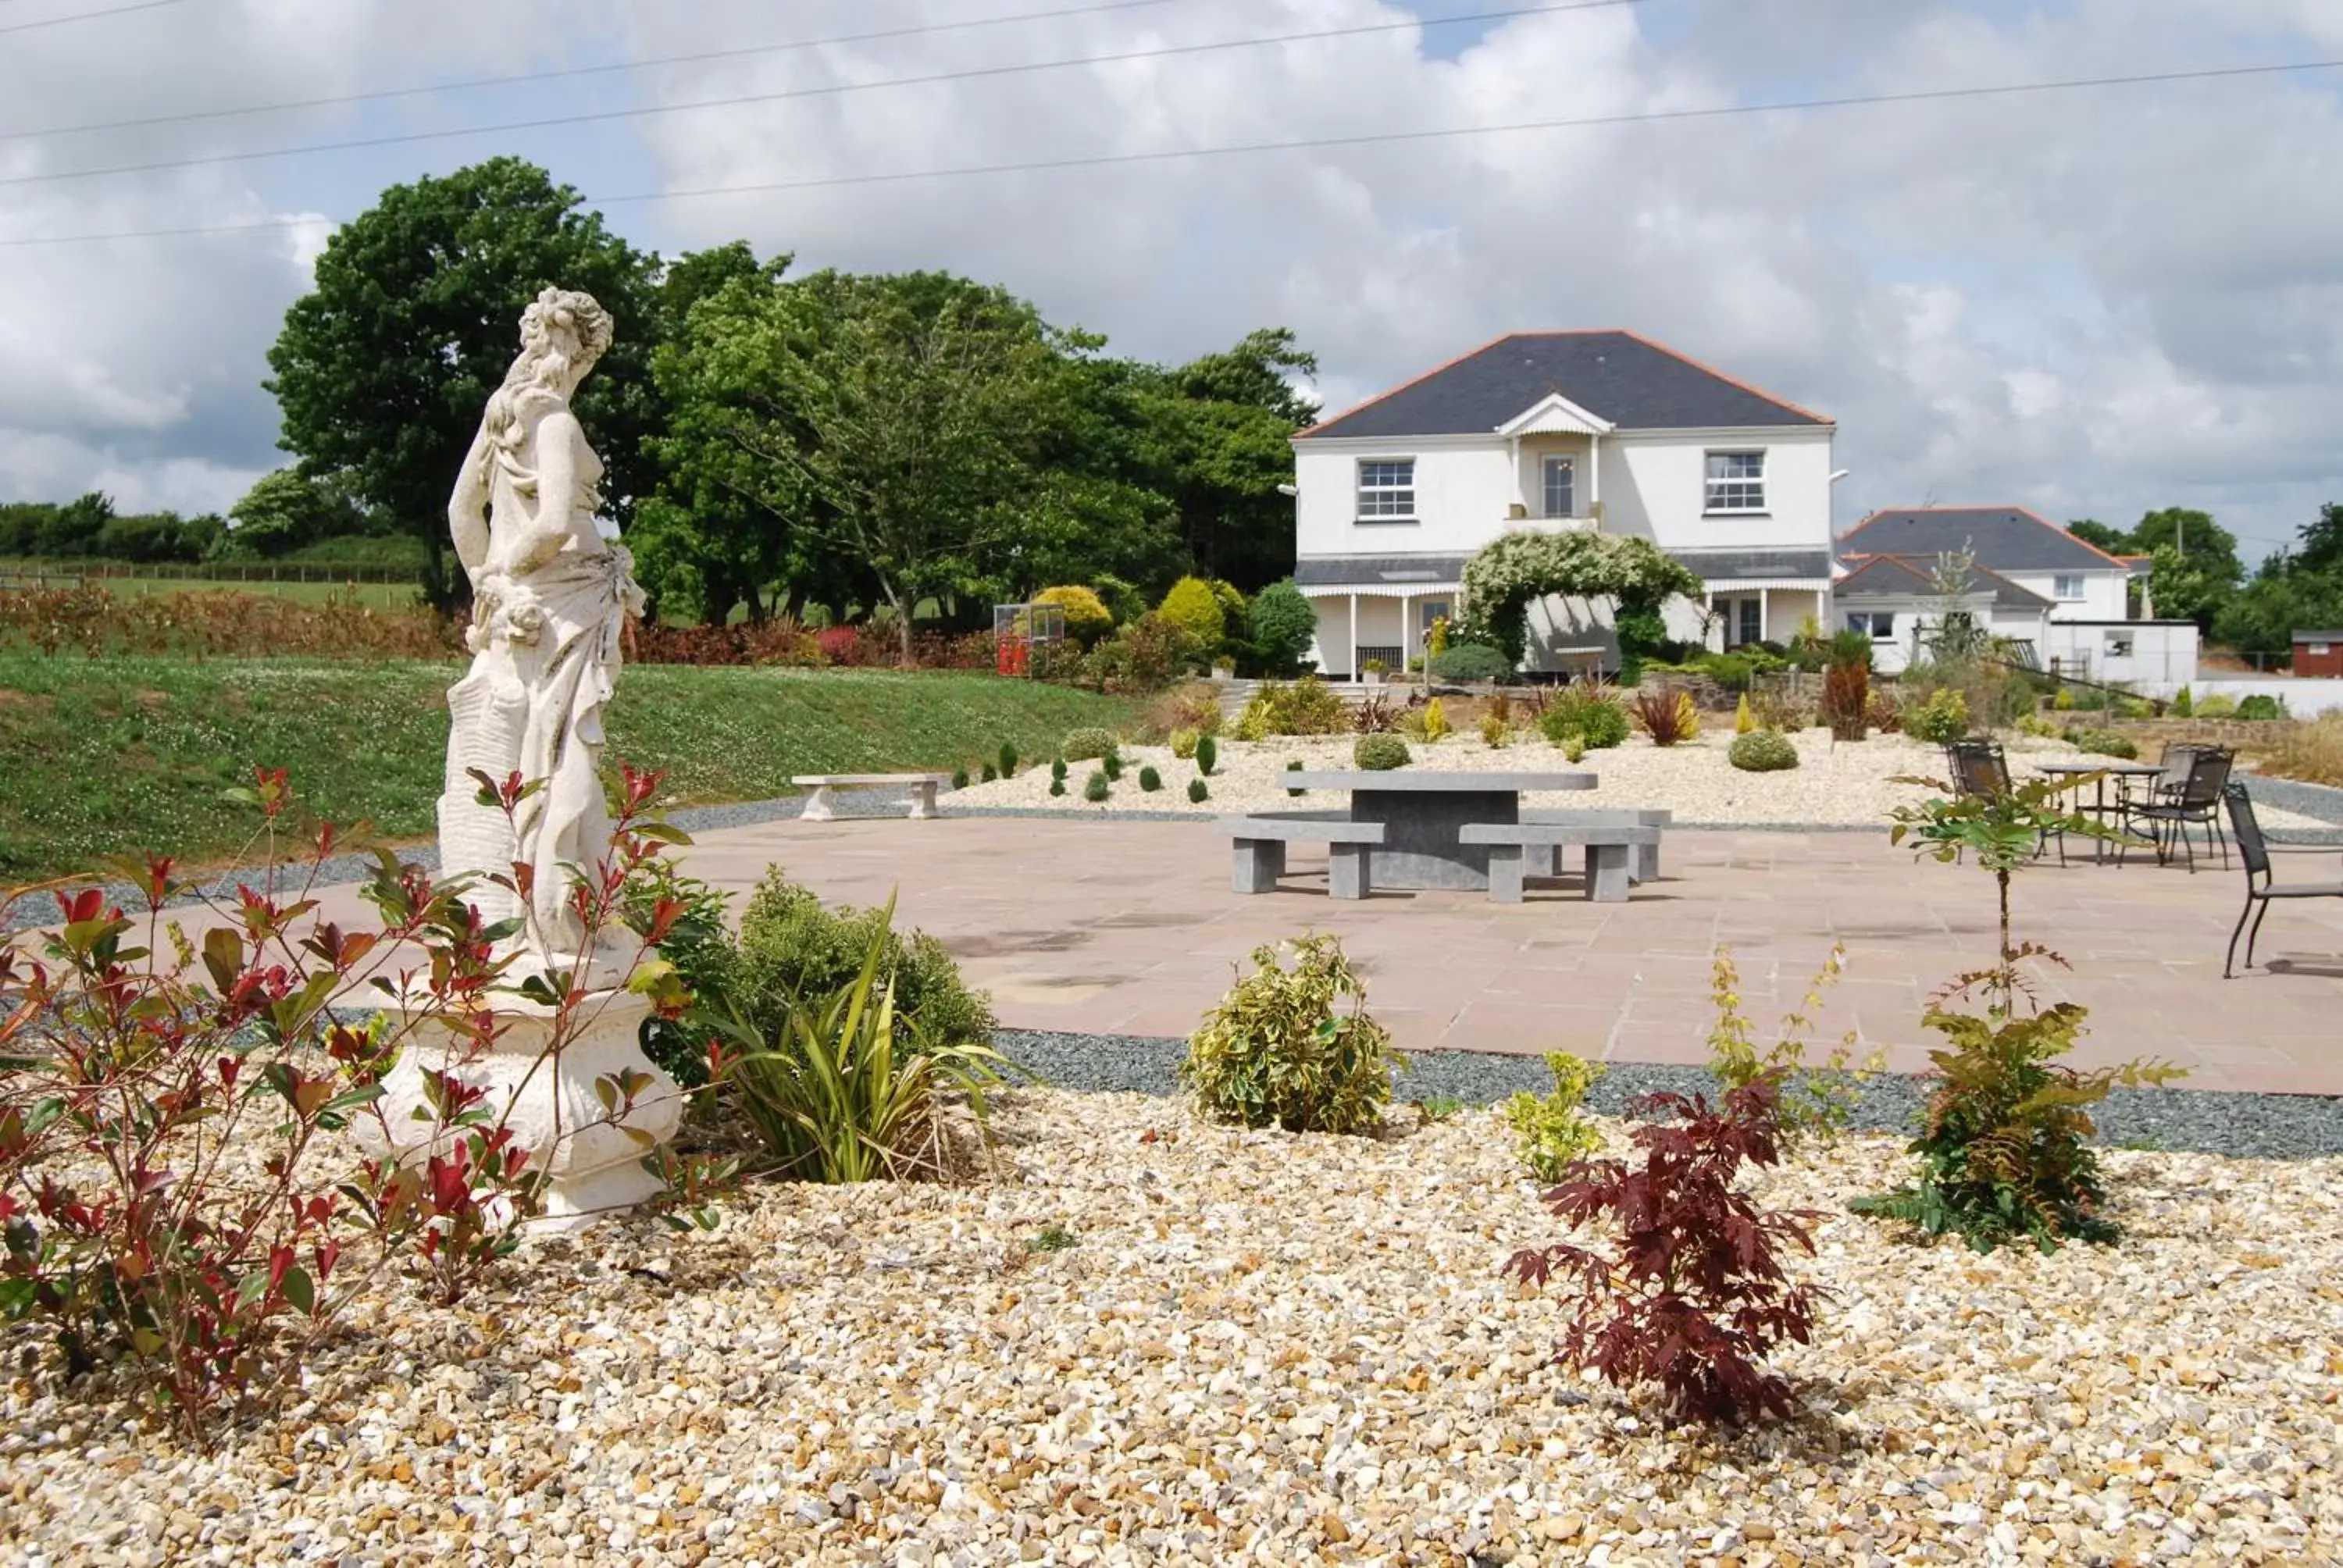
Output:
2117,696,2155,720
1480,711,1510,748
1139,764,1162,792
1195,733,1218,775
1049,777,1066,796
1170,727,1200,759
2170,685,2194,718
1503,1053,1607,1182
2195,693,2238,719
1906,687,1970,745
1734,692,1753,735
1286,758,1305,796
1867,687,1903,733
731,868,997,1054
1542,684,1631,750
625,861,737,1088
2250,713,2343,786
715,894,1013,1184
1564,736,1586,762
2052,686,2076,712
1051,757,1068,782
1062,726,1120,762
1102,752,1123,782
1353,732,1411,770
1869,775,2181,1253
980,761,998,782
1728,729,1799,772
1750,686,1812,732
1188,777,1208,803
1158,576,1226,658
1235,675,1350,737
1821,662,1869,740
1032,585,1114,645
999,742,1018,778
1180,936,1405,1135
1244,579,1318,676
1706,945,1879,1141
1632,686,1699,746
1082,768,1111,802
2063,728,2138,759
2238,693,2288,721
2015,712,2059,738
951,765,970,790
1156,683,1224,737
1506,1077,1828,1426
1427,643,1512,682
1418,697,1450,742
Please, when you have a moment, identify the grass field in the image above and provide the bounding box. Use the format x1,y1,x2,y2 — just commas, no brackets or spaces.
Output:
0,572,425,612
0,657,1146,882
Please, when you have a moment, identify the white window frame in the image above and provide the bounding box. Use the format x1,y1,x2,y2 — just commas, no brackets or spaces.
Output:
1703,450,1766,514
1355,458,1417,522
1846,611,1896,640
1541,455,1576,519
2052,573,2087,600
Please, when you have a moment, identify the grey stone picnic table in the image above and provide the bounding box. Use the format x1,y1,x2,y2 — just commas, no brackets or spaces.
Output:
1286,770,1599,890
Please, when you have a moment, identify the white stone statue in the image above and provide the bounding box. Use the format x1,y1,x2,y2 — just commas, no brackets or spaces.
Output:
357,287,679,1229
442,285,645,978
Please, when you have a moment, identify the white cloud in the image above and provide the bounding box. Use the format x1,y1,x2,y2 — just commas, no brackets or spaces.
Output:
5,0,2343,561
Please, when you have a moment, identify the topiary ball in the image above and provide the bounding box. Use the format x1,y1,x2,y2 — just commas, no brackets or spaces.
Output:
1727,730,1799,772
1139,764,1162,792
1353,732,1412,771
1083,769,1111,802
1188,777,1209,804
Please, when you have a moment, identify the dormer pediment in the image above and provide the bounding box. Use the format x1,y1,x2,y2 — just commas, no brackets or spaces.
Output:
1496,391,1616,438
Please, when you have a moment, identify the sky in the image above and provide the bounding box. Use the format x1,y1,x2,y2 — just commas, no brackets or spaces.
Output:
2,0,2342,562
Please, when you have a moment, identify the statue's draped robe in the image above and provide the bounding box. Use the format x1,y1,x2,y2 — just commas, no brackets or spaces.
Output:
439,404,642,975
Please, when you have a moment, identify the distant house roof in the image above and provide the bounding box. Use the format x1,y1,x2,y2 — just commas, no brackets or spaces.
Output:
1293,554,1471,590
1835,553,2054,613
1297,331,1831,441
1672,547,1835,584
2292,630,2343,643
1838,507,2131,575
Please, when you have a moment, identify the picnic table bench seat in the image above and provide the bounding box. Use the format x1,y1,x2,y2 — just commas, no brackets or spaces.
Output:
1218,812,1386,899
792,772,956,822
1520,807,1672,882
1457,821,1663,905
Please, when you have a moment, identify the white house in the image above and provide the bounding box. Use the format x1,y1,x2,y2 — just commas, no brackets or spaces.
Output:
1835,507,2197,684
1289,331,1838,677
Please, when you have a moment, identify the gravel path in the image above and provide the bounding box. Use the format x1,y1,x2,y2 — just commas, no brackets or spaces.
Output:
947,727,2335,833
999,1031,2343,1160
6,1089,2337,1565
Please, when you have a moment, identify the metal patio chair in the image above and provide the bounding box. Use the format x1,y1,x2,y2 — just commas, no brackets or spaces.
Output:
2123,747,2234,871
2223,781,2343,977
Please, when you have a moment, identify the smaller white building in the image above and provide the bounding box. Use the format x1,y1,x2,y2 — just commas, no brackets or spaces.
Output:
1836,506,2197,686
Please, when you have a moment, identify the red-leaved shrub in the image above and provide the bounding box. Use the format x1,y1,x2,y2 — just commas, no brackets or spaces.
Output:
1506,1076,1828,1425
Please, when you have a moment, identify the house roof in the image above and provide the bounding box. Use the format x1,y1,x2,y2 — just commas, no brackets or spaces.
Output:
1835,553,2054,612
1673,547,1835,583
1293,554,1471,589
1838,507,2131,574
1297,331,1831,440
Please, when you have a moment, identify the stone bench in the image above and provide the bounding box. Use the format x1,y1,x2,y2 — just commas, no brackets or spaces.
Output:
792,773,955,822
1458,822,1664,905
1521,807,1672,883
1217,813,1387,900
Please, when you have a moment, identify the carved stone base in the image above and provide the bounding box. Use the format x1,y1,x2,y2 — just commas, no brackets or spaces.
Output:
353,989,683,1233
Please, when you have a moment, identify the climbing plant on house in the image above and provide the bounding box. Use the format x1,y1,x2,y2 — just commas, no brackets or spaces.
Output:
1455,530,1703,672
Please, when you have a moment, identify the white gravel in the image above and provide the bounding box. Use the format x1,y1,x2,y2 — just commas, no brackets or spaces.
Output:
7,1089,2338,1565
953,728,2331,830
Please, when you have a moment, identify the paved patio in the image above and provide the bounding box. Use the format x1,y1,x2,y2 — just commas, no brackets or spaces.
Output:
668,814,2343,1096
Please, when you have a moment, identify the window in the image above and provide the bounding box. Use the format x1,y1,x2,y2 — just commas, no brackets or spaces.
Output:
2053,574,2087,600
1356,458,1416,521
2104,632,2134,658
1418,599,1451,634
1704,451,1766,512
1541,456,1576,519
1738,597,1763,647
1846,611,1896,640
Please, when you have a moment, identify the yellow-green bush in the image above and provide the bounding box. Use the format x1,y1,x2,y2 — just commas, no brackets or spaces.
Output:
1503,1052,1607,1181
1032,585,1114,645
1158,576,1225,657
1180,936,1404,1135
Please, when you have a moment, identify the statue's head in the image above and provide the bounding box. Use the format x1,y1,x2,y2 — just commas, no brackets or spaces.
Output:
513,286,614,395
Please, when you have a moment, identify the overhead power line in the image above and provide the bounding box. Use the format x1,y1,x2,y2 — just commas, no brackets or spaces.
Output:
0,0,1202,143
2,54,2336,249
0,0,1645,188
0,0,189,35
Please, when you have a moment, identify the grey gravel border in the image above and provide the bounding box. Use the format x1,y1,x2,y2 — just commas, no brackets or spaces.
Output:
995,1028,2343,1160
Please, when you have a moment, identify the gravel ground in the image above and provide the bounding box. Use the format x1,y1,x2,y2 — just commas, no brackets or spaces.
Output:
6,1088,2337,1566
946,729,2335,834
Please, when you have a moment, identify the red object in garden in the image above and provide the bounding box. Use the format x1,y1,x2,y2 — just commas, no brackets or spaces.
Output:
997,636,1029,676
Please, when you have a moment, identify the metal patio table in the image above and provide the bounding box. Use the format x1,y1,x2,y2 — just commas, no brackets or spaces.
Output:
2035,759,2163,863
1286,770,1598,890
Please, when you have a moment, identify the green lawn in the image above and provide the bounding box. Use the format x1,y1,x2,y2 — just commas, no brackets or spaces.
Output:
64,576,423,611
0,657,1145,882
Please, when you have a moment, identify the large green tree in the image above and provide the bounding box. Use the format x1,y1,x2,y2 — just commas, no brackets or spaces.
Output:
1132,327,1319,590
266,157,658,608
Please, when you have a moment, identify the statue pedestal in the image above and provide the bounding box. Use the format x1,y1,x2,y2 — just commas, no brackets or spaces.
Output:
355,987,685,1233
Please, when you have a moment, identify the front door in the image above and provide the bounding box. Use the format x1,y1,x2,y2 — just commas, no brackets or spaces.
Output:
1714,595,1763,649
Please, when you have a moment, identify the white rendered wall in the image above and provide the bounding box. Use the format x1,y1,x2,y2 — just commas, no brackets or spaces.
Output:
2000,568,2128,624
1599,429,1835,552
